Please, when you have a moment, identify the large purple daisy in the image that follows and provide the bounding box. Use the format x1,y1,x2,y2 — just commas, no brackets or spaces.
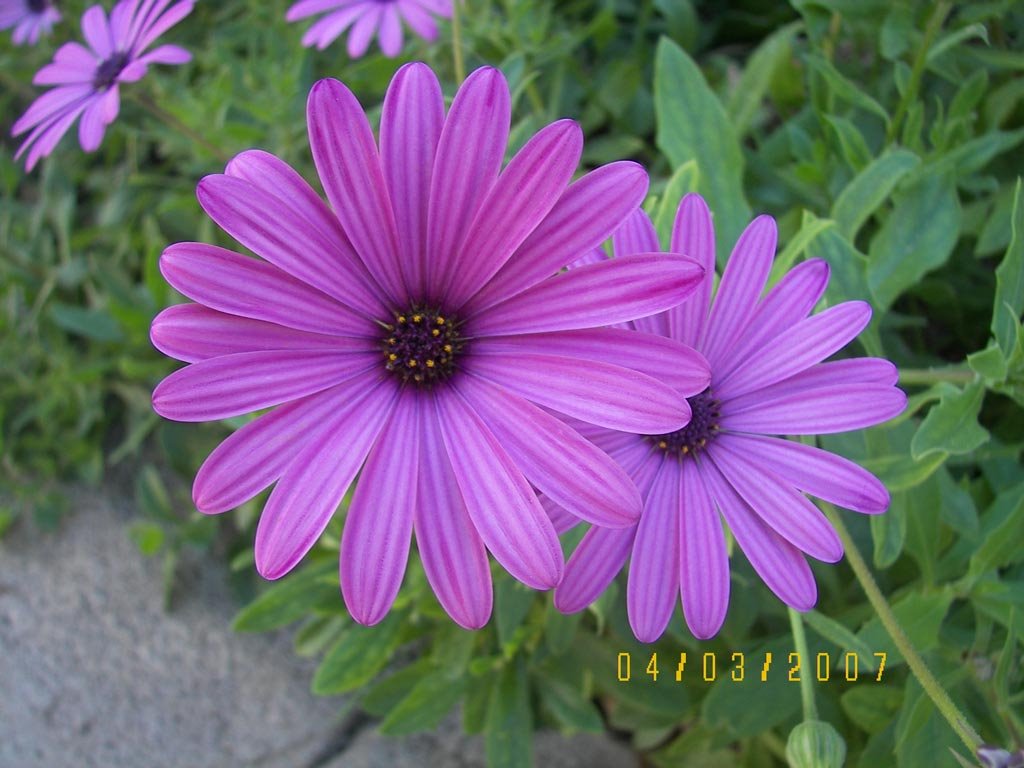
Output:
552,194,907,643
150,64,710,629
12,0,193,171
1,0,61,45
286,0,451,57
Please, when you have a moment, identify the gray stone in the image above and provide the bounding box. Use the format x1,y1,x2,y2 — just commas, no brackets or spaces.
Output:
0,486,639,768
0,487,346,768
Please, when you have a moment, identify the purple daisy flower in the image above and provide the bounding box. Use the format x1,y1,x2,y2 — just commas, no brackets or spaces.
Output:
150,63,711,630
552,194,908,643
11,0,193,171
1,0,61,45
286,0,451,57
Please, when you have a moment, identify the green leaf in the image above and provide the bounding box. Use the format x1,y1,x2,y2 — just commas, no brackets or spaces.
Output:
968,481,1024,578
544,605,581,656
769,209,834,283
805,54,890,124
824,114,873,171
936,468,979,538
654,37,751,259
894,677,963,768
727,22,801,137
868,170,962,310
840,685,904,733
232,560,337,633
49,303,124,342
380,671,468,736
536,678,605,733
652,160,700,246
495,577,536,651
992,179,1024,358
871,490,907,568
862,452,947,493
485,657,533,768
311,612,404,695
832,149,920,239
856,589,954,665
968,345,1009,382
803,610,879,672
911,382,989,460
361,659,433,717
128,522,165,557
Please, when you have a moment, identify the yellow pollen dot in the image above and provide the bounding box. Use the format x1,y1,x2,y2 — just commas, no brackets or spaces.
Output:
698,439,706,448
658,440,668,449
412,314,422,323
443,344,453,353
397,315,406,324
682,446,690,454
431,329,440,337
387,337,396,345
425,359,435,368
388,353,398,362
414,374,423,382
436,317,446,325
407,360,418,367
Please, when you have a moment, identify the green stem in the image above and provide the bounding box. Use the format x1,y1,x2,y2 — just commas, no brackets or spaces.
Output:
132,92,230,164
887,1,952,143
451,0,466,85
789,607,819,721
825,504,983,752
898,366,976,386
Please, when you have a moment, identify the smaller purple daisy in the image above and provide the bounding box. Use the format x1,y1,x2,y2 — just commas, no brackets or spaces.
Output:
12,0,194,171
286,0,452,57
0,0,60,46
552,195,908,643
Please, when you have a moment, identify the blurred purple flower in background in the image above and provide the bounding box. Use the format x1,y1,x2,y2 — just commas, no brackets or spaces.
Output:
150,63,711,630
286,0,452,57
1,0,60,45
553,195,908,643
12,0,193,171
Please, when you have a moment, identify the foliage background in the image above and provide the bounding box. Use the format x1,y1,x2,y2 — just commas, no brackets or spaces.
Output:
1,0,1023,766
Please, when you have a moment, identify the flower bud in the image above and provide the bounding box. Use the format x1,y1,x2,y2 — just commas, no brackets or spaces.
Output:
786,720,848,768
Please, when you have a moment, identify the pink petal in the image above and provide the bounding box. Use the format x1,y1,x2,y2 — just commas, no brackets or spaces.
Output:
714,301,872,401
668,194,716,347
152,350,375,422
612,210,671,338
197,173,384,318
628,461,681,643
150,304,371,362
137,43,192,65
721,384,907,434
700,215,777,368
340,389,419,625
398,1,438,39
474,329,710,397
679,459,729,639
299,5,365,49
376,3,402,56
380,63,444,300
133,1,194,53
307,78,404,302
415,402,493,629
287,0,363,22
707,442,844,563
468,253,704,336
720,434,890,513
540,494,578,535
255,378,398,579
715,259,830,384
554,525,636,613
434,388,563,590
445,120,582,309
159,242,373,337
699,457,818,610
457,374,642,528
426,67,510,302
81,5,113,58
12,85,93,135
467,353,692,434
346,4,381,57
468,162,648,313
192,373,377,513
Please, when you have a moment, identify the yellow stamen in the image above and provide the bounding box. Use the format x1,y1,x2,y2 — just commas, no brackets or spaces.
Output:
408,360,418,367
425,359,435,368
412,314,422,323
431,329,440,337
388,353,398,362
436,317,446,325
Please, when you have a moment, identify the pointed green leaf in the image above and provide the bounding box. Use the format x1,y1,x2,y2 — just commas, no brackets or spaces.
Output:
911,381,989,459
832,149,920,239
993,179,1024,358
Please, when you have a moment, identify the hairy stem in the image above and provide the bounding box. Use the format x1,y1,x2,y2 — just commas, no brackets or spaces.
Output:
825,505,983,752
789,607,819,721
133,92,230,164
451,0,466,85
898,366,976,386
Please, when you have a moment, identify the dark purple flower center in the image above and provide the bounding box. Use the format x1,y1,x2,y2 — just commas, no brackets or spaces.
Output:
381,307,463,387
93,51,130,90
647,389,721,458
27,0,52,13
